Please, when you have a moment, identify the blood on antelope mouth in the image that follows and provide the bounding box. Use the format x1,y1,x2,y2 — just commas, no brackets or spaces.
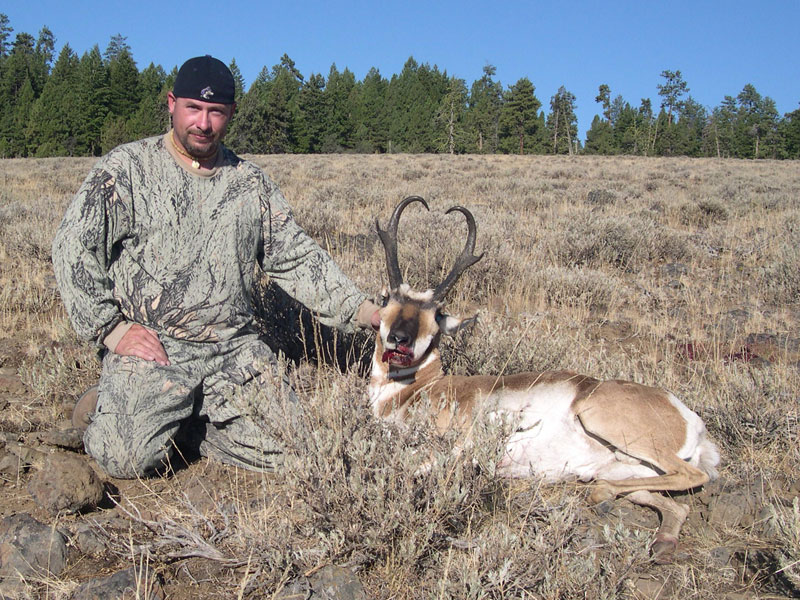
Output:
382,344,414,366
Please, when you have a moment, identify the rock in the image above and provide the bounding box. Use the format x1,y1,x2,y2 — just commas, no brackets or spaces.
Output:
0,432,19,444
661,262,688,278
274,576,311,600
275,566,366,600
308,566,367,600
732,548,799,598
27,452,104,515
745,332,800,362
0,513,68,582
628,575,670,599
0,446,25,481
709,546,733,567
704,491,757,528
4,442,46,470
0,374,25,395
68,522,107,556
71,567,164,600
33,428,85,451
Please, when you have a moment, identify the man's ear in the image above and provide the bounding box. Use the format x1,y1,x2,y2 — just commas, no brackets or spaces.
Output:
436,312,478,336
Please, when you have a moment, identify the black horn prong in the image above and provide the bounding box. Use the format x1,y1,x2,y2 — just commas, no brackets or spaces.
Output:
432,205,484,301
376,196,429,289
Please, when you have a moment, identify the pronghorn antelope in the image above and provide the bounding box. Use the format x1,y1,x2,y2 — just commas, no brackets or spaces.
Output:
368,196,720,563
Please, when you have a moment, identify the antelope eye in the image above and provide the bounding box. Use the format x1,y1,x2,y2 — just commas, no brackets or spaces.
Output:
380,294,389,307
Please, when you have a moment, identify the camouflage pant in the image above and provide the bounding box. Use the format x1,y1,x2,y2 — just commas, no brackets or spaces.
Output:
84,333,298,479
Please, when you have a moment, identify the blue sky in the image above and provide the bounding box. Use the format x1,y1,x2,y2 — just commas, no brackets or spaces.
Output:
6,0,799,141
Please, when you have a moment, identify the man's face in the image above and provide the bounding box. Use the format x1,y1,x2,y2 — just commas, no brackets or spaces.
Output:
168,91,235,158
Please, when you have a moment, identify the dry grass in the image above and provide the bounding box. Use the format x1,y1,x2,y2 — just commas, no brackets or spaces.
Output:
0,153,798,598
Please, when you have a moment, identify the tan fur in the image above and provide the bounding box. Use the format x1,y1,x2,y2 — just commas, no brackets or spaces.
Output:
370,201,719,561
369,287,719,563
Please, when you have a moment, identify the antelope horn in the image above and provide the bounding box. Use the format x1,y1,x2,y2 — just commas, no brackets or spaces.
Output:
375,196,429,289
432,206,484,301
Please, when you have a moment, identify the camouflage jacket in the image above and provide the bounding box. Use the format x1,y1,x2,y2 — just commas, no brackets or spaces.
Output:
52,133,368,348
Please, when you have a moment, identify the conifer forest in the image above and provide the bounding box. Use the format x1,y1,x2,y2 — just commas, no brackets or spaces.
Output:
1,16,799,159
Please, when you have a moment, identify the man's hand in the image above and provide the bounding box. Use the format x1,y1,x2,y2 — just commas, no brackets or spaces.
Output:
370,308,381,331
114,324,171,366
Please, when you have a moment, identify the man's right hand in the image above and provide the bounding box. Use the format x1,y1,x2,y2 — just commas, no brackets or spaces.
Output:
114,324,171,366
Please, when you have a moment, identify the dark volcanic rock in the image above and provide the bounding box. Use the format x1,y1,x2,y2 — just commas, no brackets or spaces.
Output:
27,452,104,515
0,513,68,582
275,565,366,600
71,567,164,600
34,427,85,451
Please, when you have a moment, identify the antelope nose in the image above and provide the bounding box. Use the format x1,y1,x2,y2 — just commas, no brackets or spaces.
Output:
388,330,410,346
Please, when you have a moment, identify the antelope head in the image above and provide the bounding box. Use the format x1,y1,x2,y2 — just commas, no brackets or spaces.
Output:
373,196,483,371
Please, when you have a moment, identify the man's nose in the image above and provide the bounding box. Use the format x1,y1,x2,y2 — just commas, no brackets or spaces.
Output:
196,111,211,131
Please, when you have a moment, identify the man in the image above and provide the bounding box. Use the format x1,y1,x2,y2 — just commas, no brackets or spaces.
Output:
52,55,378,479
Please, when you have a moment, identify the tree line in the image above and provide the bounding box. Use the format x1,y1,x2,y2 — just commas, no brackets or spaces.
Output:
1,17,798,159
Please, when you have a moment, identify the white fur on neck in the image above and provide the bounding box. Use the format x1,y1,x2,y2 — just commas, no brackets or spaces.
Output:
368,351,440,416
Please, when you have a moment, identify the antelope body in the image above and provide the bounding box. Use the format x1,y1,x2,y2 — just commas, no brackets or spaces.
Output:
369,197,720,562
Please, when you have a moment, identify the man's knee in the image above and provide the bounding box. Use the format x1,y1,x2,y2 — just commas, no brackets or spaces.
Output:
84,417,174,479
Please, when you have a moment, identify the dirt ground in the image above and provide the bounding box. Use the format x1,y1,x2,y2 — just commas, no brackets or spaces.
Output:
1,153,799,598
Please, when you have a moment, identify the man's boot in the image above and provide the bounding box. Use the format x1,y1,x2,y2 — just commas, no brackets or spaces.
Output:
72,385,98,431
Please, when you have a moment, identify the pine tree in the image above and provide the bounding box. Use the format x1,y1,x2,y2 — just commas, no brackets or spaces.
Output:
127,62,168,140
613,101,639,154
103,34,130,63
734,84,779,158
296,72,326,153
595,84,612,121
0,32,39,156
353,67,388,153
9,77,35,156
75,46,111,155
638,98,659,155
781,105,800,159
546,85,578,154
385,57,448,152
584,115,615,154
674,97,707,157
226,67,270,153
229,58,245,102
436,76,468,154
0,13,12,58
585,84,616,154
467,65,503,153
107,45,140,120
26,43,79,156
499,77,541,154
265,55,303,152
29,26,55,93
322,64,356,152
708,96,736,157
100,112,129,154
657,70,689,125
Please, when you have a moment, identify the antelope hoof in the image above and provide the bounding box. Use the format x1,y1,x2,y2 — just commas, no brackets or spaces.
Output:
588,482,616,505
651,533,679,564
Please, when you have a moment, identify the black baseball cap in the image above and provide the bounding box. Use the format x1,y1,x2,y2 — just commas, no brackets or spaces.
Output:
173,55,235,104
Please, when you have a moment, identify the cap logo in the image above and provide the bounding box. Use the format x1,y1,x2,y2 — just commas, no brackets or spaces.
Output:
200,86,214,100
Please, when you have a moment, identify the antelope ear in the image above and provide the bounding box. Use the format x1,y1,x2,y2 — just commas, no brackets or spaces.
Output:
378,287,390,307
436,312,478,336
